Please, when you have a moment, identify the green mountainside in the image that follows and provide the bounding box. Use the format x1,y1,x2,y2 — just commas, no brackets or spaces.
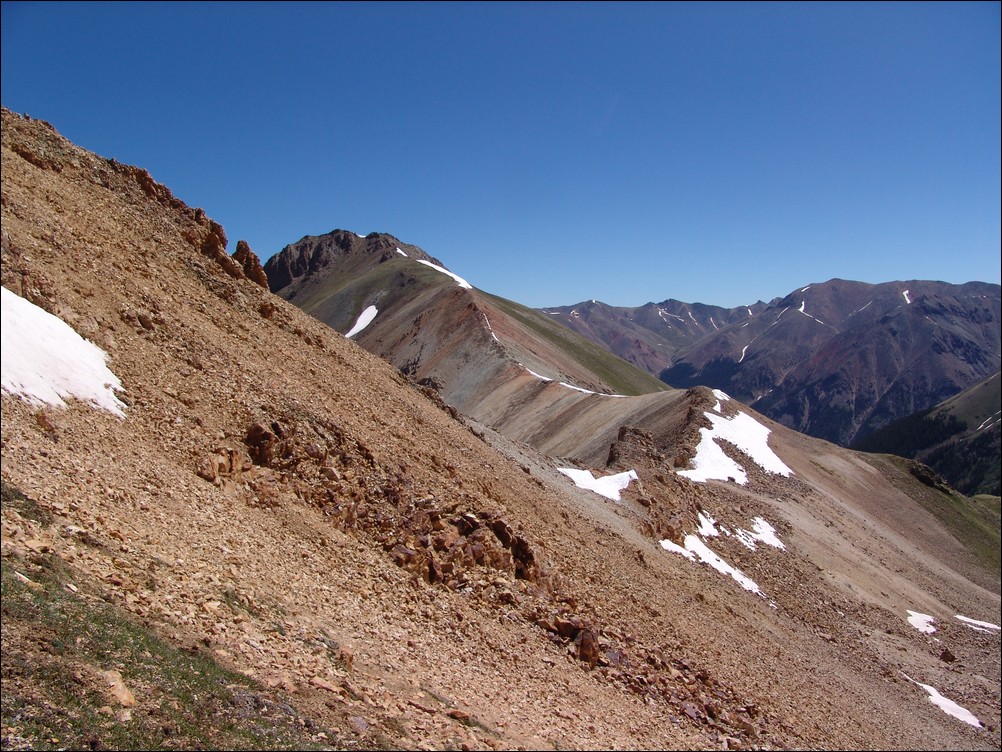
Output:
854,372,1001,497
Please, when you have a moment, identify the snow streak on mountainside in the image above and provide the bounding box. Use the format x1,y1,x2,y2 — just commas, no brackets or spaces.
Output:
677,392,792,484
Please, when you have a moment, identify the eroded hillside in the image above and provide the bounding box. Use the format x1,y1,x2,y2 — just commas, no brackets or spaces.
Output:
2,109,999,751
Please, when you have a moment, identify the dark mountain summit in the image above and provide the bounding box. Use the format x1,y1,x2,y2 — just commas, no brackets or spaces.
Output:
265,229,440,295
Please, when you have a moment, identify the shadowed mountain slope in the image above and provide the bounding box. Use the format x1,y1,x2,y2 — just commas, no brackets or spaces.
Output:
3,108,1000,750
854,371,1002,497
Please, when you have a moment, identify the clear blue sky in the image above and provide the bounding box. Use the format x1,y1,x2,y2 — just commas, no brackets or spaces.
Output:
2,1,999,308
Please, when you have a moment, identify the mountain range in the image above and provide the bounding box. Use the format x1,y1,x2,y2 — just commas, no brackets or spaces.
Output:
2,108,1001,751
542,279,1001,449
265,228,1001,498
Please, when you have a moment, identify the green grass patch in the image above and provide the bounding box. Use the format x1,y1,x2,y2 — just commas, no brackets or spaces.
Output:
1,490,344,750
484,293,669,396
1,478,53,526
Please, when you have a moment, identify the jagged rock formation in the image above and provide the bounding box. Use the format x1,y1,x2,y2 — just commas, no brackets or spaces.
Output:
233,239,269,289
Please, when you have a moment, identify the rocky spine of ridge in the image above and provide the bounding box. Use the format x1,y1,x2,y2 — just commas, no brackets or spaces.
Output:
233,239,269,289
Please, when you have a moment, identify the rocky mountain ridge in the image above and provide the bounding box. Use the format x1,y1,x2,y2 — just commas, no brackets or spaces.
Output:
2,108,1000,750
265,229,442,300
265,228,675,464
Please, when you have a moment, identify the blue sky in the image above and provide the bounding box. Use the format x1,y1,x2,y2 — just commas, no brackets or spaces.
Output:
2,1,999,308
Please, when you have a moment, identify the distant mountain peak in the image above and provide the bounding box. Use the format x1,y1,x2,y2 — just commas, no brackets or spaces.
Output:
263,228,443,294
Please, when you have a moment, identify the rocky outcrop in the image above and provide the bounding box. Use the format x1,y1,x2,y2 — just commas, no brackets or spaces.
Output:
263,229,440,294
233,240,269,289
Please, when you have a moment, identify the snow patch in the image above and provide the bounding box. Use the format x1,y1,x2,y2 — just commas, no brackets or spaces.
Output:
481,313,500,342
682,535,763,595
525,368,552,382
660,513,783,600
560,381,597,395
659,309,684,323
558,468,638,501
733,517,786,551
710,389,729,413
738,345,749,363
345,305,378,338
557,381,624,398
659,538,694,560
902,290,911,304
679,410,792,484
906,610,936,634
395,247,408,257
902,674,982,728
696,511,720,537
976,411,1000,431
416,259,472,289
1,286,126,417
797,300,826,326
955,614,1001,631
680,425,748,484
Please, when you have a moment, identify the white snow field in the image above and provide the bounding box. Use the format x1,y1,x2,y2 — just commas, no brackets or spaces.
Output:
1,286,126,417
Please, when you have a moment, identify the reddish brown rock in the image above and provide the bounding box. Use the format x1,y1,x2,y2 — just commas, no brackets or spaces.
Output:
233,240,269,289
576,627,600,667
